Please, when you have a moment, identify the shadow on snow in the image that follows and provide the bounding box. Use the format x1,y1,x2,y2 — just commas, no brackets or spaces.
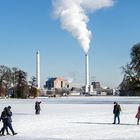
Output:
71,122,137,126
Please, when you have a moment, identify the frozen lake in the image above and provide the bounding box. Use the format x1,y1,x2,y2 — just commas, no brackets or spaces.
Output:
0,96,140,140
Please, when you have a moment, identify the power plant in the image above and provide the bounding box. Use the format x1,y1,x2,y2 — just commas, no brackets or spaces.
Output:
53,0,115,94
36,50,40,89
36,50,90,93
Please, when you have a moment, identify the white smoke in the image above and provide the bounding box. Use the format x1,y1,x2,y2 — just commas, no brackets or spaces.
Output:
52,0,114,54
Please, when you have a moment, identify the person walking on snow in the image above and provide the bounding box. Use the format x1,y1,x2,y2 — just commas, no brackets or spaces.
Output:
112,102,121,124
0,107,10,136
35,101,41,114
2,106,17,136
135,104,140,125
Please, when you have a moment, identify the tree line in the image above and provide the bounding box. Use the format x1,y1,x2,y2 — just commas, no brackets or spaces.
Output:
1,42,140,98
0,66,39,98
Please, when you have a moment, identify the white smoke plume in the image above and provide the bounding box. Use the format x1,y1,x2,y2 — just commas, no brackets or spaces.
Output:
52,0,114,54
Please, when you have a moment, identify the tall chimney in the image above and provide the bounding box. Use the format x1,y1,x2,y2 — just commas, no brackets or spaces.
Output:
85,53,89,93
36,50,40,89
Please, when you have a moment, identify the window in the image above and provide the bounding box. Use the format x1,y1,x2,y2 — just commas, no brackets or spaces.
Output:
61,81,63,87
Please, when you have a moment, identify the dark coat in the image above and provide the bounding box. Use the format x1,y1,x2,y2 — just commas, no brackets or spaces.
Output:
6,109,12,123
35,101,41,111
0,110,7,123
35,101,41,114
113,104,121,115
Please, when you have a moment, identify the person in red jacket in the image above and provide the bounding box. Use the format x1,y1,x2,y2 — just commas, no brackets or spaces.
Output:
135,104,140,125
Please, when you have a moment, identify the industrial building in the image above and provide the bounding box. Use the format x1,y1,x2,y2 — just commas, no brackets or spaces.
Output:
44,77,69,90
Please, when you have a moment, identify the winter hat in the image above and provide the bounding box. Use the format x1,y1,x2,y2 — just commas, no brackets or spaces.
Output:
8,106,11,109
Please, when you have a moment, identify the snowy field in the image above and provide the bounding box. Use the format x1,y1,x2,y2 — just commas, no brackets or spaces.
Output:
0,96,140,140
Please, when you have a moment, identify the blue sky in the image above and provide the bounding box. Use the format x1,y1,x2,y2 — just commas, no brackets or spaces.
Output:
0,0,140,88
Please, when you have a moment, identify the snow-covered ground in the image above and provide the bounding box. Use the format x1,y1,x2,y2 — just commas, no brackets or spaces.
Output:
0,96,140,140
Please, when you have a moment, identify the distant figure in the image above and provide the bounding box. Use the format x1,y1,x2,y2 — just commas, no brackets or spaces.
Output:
135,104,140,125
0,107,10,136
112,102,121,124
35,101,41,114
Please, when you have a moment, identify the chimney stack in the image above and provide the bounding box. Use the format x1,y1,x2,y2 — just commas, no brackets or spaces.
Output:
36,50,40,89
85,53,89,93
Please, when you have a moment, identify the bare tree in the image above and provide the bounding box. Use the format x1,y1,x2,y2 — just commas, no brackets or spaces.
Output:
0,65,12,97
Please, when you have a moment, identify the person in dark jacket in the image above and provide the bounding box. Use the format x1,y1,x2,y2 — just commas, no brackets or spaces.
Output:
35,101,41,114
2,106,17,135
0,107,10,136
112,102,121,124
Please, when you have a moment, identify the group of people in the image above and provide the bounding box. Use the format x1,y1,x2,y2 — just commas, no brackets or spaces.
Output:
0,106,17,136
1,101,140,136
112,102,140,125
0,101,41,137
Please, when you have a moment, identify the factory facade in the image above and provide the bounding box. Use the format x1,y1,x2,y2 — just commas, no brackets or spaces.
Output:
44,77,69,90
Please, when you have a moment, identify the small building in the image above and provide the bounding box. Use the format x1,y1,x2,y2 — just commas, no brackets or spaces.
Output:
91,82,100,89
44,77,69,90
100,91,107,96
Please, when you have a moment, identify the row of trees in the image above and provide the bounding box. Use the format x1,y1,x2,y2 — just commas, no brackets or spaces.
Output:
0,65,39,98
119,43,140,96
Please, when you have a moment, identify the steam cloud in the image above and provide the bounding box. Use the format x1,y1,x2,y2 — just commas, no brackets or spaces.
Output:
52,0,114,54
